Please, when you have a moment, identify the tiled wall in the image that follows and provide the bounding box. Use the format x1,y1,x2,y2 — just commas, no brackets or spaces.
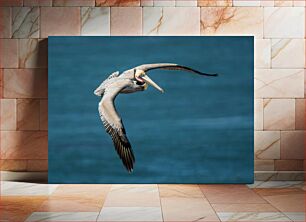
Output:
0,0,305,180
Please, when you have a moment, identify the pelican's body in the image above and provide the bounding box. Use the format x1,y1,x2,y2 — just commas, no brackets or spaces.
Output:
94,63,217,172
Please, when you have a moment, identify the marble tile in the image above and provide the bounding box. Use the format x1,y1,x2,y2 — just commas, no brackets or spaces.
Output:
41,7,80,38
0,99,17,130
176,0,197,6
264,7,305,38
255,99,263,130
212,203,278,212
103,184,160,207
280,131,304,160
233,0,260,6
159,184,204,198
141,0,153,6
263,99,295,130
255,188,305,212
27,159,48,171
98,207,163,221
199,185,266,204
3,69,48,98
12,7,39,38
274,0,293,6
96,0,140,6
0,0,22,6
24,0,52,6
255,171,304,181
1,181,58,196
198,0,233,6
275,160,304,171
0,131,48,159
200,7,263,38
272,39,305,68
295,99,304,130
154,0,175,6
0,159,27,171
26,212,99,221
161,197,219,221
293,0,305,6
110,7,142,35
255,39,271,68
283,212,305,222
254,131,280,159
248,181,304,188
143,7,200,35
0,196,47,221
39,99,48,130
305,70,306,98
255,69,304,98
217,212,291,221
53,0,95,6
17,99,40,130
261,0,274,6
0,39,18,68
254,160,274,171
0,7,11,38
0,69,3,98
81,7,110,36
19,38,48,68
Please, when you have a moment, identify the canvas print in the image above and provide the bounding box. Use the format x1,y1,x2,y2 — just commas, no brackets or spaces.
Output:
48,36,254,184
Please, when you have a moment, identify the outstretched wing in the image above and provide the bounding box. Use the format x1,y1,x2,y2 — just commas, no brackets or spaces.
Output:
98,79,135,172
135,63,218,77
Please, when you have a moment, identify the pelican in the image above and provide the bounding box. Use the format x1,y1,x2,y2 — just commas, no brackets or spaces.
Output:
94,63,217,172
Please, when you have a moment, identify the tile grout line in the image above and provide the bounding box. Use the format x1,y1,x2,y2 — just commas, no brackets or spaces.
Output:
157,184,165,222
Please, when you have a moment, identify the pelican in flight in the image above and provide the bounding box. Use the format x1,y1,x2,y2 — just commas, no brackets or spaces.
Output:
94,63,217,172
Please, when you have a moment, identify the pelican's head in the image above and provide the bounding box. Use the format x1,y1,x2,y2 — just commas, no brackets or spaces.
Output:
135,69,164,93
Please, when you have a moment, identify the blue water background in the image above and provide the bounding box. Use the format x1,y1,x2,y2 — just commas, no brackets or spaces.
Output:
48,36,254,184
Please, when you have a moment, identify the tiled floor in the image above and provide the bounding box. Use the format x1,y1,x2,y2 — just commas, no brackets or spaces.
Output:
0,181,305,222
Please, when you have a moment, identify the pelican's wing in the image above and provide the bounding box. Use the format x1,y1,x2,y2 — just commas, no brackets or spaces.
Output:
135,63,217,76
98,79,135,172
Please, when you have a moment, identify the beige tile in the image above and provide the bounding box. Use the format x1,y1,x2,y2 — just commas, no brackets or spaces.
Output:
0,0,22,6
3,69,48,99
161,197,219,221
198,0,233,6
19,39,48,68
96,0,140,6
40,99,48,130
110,7,142,35
158,184,203,198
263,99,295,130
295,99,305,130
17,99,40,130
272,39,305,68
103,184,160,207
27,159,48,171
233,0,260,6
212,203,278,212
0,7,11,38
176,0,197,6
141,0,153,6
0,99,16,130
0,131,48,159
217,212,291,221
98,207,162,221
23,0,52,6
274,0,293,6
12,7,39,38
0,69,3,98
305,70,306,98
255,69,304,98
81,7,110,36
41,7,80,38
255,39,271,68
255,131,280,160
280,131,304,160
0,39,18,68
53,184,111,198
53,0,95,6
275,160,304,171
264,7,305,38
199,185,266,204
154,0,175,6
293,0,305,6
261,0,274,6
255,99,263,130
200,7,263,38
254,160,274,171
143,7,200,35
0,159,27,171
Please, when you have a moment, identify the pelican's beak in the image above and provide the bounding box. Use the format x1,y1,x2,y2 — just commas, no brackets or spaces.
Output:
142,75,164,93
